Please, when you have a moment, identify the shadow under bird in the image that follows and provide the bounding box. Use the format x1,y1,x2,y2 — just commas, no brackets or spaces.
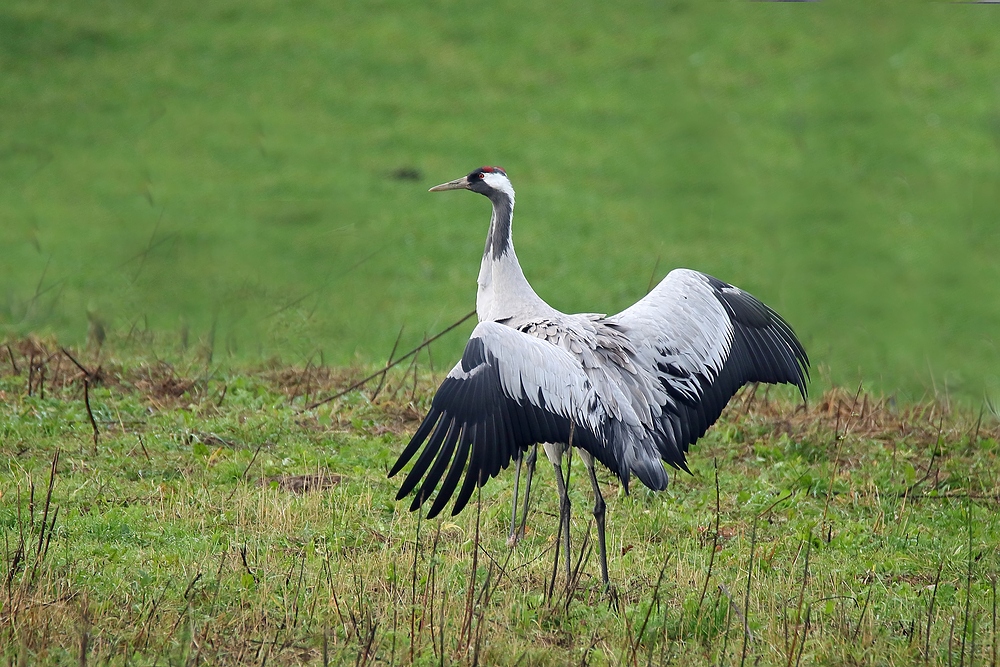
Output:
389,166,809,587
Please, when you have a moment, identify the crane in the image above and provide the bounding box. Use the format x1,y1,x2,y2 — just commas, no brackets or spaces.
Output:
389,166,809,587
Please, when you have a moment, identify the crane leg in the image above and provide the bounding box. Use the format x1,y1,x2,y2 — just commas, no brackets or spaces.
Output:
580,450,609,588
543,442,572,583
507,451,524,547
516,443,537,542
507,444,537,548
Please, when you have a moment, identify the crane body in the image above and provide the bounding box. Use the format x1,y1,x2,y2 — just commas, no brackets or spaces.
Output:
389,166,809,587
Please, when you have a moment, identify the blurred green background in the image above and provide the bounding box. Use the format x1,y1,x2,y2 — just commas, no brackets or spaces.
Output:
1,1,998,400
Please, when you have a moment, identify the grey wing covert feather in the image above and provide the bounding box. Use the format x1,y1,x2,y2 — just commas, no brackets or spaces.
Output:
609,268,809,476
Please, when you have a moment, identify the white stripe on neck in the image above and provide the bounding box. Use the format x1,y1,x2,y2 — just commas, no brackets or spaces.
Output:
483,172,515,202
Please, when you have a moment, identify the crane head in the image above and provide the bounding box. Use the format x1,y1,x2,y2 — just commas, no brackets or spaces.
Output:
429,166,513,200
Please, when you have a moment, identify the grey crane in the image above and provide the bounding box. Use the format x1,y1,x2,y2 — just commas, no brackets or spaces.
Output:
388,166,809,587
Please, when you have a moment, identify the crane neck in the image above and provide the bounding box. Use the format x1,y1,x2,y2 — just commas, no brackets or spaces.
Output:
484,191,514,260
476,189,553,322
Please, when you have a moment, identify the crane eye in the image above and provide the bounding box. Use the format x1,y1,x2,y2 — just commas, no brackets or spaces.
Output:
477,172,486,179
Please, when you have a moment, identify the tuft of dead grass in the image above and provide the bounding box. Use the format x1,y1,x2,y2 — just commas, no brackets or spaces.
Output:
736,384,998,450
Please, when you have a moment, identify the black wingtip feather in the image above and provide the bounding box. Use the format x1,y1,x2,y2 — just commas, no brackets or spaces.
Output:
389,408,439,478
411,419,462,514
396,414,452,501
428,424,474,519
451,428,483,517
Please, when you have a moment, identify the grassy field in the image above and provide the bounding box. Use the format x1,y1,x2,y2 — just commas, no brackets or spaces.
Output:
2,339,999,665
3,3,1000,661
1,1,999,399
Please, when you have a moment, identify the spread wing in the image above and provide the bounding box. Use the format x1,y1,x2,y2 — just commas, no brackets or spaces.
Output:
609,268,809,472
389,321,627,518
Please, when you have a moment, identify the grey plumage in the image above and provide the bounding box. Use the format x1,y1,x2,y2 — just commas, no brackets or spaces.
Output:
389,166,809,586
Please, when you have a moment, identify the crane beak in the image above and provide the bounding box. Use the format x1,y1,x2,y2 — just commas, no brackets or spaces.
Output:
428,176,470,192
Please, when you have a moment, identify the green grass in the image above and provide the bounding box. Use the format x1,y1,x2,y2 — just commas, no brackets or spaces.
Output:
2,340,999,665
1,1,999,399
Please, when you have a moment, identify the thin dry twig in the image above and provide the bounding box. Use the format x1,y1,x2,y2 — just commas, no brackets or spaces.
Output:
740,518,759,667
59,347,101,447
226,441,265,502
83,380,99,449
370,325,405,402
719,583,753,647
6,343,20,374
304,310,475,411
697,459,721,611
